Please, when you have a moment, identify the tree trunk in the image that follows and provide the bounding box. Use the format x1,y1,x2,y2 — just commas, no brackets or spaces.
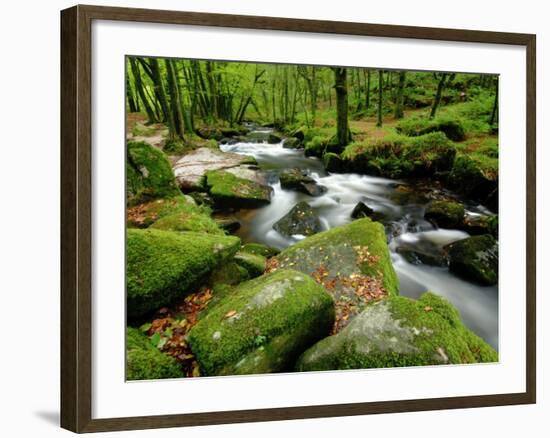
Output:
150,58,175,137
489,77,499,125
165,59,185,139
129,58,156,123
126,72,138,113
430,73,448,119
365,69,371,110
333,67,349,147
377,70,383,127
394,71,406,119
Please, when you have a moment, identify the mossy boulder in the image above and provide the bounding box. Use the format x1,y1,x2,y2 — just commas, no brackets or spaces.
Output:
205,170,272,209
397,116,466,141
126,327,183,380
273,219,398,328
268,133,283,144
127,196,196,228
461,214,494,236
304,136,327,158
296,292,497,371
234,251,267,278
341,132,456,179
188,270,335,376
173,148,257,192
127,229,241,318
241,243,280,257
273,201,322,237
127,141,181,206
149,209,223,235
424,200,465,229
209,261,250,288
323,152,345,173
283,137,303,149
279,168,327,197
447,235,498,285
447,155,498,205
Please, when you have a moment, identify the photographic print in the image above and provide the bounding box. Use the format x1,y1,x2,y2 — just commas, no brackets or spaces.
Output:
125,56,499,380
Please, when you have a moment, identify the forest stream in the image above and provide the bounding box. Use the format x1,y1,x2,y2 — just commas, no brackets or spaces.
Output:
221,127,498,350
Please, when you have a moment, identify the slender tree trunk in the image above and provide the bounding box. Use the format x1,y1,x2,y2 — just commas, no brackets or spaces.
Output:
489,77,499,125
430,73,448,119
165,59,185,139
129,58,156,123
365,69,371,111
149,58,175,137
333,67,349,147
126,73,138,113
377,70,383,127
394,71,406,119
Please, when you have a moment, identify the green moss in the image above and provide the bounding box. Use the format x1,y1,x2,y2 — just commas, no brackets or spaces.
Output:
150,210,223,235
397,116,466,141
234,251,266,278
296,292,497,371
341,132,455,178
276,218,399,296
127,141,181,206
126,327,183,380
205,170,272,208
447,155,497,201
304,136,327,158
163,138,188,155
188,270,335,376
131,123,158,137
241,243,280,257
323,152,345,173
210,261,250,287
127,196,202,228
127,229,241,318
425,200,465,229
447,235,498,285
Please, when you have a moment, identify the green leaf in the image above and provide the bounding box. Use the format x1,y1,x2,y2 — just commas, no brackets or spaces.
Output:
139,322,152,333
150,332,161,348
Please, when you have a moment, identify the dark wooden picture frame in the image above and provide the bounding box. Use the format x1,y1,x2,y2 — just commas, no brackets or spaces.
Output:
60,4,536,433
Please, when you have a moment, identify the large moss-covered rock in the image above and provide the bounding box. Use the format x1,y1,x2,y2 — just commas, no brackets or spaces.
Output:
341,132,456,179
149,209,223,235
323,152,346,173
127,141,181,206
173,147,257,192
447,155,498,205
127,196,196,228
276,218,398,295
296,293,497,371
424,200,465,229
126,327,183,380
397,116,466,141
447,235,498,285
273,202,322,237
205,170,272,209
188,270,335,376
127,229,241,318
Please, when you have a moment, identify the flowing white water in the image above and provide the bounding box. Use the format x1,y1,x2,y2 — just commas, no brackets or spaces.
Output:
220,138,498,349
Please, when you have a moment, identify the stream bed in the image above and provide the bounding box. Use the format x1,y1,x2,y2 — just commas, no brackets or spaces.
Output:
220,133,498,350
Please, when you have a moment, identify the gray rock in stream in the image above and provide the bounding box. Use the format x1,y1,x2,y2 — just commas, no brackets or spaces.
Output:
273,202,322,237
279,168,327,197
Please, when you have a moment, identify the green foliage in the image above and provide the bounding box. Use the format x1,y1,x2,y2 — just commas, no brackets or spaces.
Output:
296,293,497,371
126,229,241,318
126,141,181,206
397,116,466,141
188,269,335,376
126,327,183,380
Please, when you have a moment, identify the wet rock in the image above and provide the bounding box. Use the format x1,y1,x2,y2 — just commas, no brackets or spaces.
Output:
240,243,280,257
267,133,283,144
173,148,257,192
196,126,223,141
283,137,303,149
273,202,322,237
323,152,346,173
214,216,241,233
425,200,465,229
187,191,215,208
447,234,498,285
279,168,327,197
188,269,335,376
396,240,448,267
296,293,498,371
205,170,272,209
447,155,497,205
244,131,271,143
461,214,492,236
